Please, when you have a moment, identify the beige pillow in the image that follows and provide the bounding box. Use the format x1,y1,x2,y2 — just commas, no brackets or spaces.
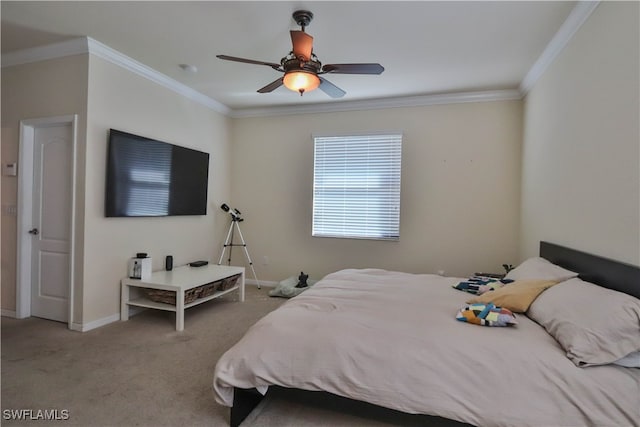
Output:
505,257,577,282
467,279,558,313
528,278,640,367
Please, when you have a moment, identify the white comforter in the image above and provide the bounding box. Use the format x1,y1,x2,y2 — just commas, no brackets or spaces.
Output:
213,269,640,427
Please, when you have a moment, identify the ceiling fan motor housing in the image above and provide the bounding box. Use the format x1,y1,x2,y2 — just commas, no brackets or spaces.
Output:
282,57,321,73
292,10,314,29
217,8,382,98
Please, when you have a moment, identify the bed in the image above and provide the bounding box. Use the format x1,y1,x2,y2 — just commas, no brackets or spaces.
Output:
213,241,640,426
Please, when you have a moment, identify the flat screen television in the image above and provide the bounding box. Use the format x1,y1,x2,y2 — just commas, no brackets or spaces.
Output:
105,129,210,217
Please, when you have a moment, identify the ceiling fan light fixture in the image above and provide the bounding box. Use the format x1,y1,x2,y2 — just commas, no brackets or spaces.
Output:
217,9,383,98
283,71,320,95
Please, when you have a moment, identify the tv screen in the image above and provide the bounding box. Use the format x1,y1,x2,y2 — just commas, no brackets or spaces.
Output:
105,129,209,217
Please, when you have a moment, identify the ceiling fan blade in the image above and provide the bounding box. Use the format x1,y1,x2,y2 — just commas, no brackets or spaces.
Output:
257,78,284,93
290,30,313,61
322,63,385,75
217,55,281,70
318,77,346,98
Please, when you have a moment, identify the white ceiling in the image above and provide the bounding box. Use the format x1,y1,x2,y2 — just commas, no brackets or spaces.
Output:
1,1,577,112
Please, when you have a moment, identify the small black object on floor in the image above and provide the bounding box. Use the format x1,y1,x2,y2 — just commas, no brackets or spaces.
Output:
295,272,309,288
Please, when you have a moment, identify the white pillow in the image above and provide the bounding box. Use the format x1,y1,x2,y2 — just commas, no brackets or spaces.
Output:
505,257,578,282
614,351,640,368
528,278,640,366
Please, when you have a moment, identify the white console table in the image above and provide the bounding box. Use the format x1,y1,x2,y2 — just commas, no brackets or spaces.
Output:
121,264,245,331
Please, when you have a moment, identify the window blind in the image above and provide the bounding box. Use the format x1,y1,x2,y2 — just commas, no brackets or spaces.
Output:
312,133,402,240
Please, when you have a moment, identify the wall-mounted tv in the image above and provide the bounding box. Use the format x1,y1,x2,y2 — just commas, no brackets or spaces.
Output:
105,129,210,217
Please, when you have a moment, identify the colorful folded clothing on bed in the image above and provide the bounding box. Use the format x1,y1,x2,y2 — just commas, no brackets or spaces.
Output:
453,276,513,294
456,303,517,327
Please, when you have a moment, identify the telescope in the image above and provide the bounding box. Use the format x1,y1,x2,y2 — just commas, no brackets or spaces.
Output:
218,203,260,288
220,203,243,221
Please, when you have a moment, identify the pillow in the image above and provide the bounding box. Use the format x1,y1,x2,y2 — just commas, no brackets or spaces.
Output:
467,279,558,313
528,277,640,367
452,276,513,295
456,303,517,327
613,351,640,368
505,257,578,282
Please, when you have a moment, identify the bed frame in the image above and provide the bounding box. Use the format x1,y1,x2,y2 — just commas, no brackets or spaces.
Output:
229,241,640,426
539,241,640,298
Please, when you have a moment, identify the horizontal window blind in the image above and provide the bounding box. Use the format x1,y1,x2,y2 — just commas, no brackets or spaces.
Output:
312,133,402,240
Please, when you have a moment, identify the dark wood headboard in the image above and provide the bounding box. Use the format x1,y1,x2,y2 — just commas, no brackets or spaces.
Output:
539,241,640,299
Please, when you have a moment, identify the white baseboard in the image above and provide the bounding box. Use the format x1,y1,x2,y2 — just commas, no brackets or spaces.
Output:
5,280,272,331
66,280,273,332
70,313,119,332
70,306,146,332
245,279,277,288
1,309,17,318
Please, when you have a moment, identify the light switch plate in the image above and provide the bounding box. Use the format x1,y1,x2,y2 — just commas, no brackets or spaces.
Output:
3,163,17,176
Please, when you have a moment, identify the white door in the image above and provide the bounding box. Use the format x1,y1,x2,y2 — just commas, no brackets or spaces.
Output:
29,124,72,322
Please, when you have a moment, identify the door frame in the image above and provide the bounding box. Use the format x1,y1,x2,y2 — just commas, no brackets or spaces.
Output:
16,115,78,330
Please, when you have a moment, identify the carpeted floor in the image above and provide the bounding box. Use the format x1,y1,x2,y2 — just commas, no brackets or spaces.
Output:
1,287,464,427
1,286,283,426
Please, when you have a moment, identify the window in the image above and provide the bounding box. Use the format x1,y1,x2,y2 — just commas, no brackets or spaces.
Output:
312,133,402,240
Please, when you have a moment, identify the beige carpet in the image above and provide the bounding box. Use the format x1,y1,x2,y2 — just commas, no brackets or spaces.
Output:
2,287,465,427
1,287,283,426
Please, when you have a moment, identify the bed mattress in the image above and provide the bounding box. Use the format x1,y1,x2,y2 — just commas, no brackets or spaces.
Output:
213,269,640,427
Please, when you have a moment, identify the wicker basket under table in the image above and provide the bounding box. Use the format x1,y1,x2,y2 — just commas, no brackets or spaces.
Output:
144,273,241,305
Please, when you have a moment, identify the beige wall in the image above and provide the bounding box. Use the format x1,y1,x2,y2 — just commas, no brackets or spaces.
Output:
520,2,640,265
1,55,89,315
0,53,232,326
1,126,18,314
230,100,523,282
6,1,635,327
82,56,233,324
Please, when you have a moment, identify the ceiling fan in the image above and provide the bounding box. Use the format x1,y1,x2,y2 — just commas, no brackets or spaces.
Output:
217,10,384,98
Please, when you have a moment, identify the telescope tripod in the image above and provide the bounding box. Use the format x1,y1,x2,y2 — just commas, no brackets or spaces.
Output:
218,218,261,289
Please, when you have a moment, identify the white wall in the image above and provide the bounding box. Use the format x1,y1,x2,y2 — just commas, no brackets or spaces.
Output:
1,53,234,326
520,2,640,265
6,1,635,328
82,55,233,324
230,100,523,282
1,53,523,325
1,55,89,316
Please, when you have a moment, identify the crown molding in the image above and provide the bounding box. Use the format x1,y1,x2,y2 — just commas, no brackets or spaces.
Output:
2,36,231,116
2,0,598,118
228,89,523,118
520,1,600,94
85,38,230,115
2,36,520,118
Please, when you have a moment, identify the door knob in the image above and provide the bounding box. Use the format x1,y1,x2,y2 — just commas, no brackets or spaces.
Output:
28,228,39,235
